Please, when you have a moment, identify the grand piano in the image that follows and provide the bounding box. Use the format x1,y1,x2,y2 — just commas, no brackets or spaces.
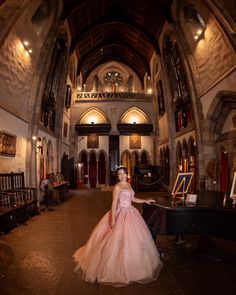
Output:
142,190,236,241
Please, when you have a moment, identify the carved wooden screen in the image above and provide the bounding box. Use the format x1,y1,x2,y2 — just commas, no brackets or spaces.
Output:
40,36,67,131
164,40,194,131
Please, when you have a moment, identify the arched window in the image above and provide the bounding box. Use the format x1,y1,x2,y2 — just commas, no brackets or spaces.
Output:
81,152,88,184
156,80,165,116
141,151,148,165
185,5,206,42
31,0,51,36
40,35,68,131
163,38,194,131
98,152,106,184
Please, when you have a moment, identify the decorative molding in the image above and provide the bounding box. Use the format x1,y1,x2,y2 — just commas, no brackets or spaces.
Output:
117,123,153,135
75,123,111,135
63,122,68,138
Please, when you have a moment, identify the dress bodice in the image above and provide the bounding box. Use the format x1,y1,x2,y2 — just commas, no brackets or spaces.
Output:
117,189,134,209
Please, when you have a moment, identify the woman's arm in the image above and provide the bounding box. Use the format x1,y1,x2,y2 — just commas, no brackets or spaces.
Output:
132,196,156,205
110,185,119,227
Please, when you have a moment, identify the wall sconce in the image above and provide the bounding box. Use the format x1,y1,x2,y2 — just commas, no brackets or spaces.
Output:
23,40,33,54
130,116,138,124
91,121,94,124
194,29,203,40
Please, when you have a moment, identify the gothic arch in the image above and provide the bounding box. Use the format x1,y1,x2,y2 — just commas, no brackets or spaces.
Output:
88,149,98,160
205,91,236,143
89,151,97,188
98,150,107,185
119,107,151,124
78,150,89,161
140,150,150,165
78,107,110,124
188,136,196,154
61,152,69,181
79,150,89,184
176,141,182,173
98,149,108,161
121,150,132,178
182,138,188,158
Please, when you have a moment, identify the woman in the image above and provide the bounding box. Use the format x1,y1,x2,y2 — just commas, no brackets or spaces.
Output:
73,166,163,287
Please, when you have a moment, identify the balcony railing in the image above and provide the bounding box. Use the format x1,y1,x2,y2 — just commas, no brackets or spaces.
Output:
76,92,152,101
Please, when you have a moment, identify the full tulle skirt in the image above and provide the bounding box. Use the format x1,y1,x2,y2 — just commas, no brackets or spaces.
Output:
73,206,163,287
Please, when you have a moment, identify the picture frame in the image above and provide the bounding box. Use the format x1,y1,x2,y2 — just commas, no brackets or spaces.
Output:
129,135,141,149
171,172,194,197
87,134,99,148
0,131,17,157
229,171,236,200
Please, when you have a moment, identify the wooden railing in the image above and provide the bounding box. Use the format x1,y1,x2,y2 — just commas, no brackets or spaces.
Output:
76,92,152,101
0,172,38,234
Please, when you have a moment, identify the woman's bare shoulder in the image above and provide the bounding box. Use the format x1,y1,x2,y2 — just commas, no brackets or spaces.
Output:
113,182,121,190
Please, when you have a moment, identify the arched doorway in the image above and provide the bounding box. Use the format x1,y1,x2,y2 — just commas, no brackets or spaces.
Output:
61,153,69,181
98,152,106,185
140,151,148,165
89,152,97,188
121,151,131,180
81,152,88,184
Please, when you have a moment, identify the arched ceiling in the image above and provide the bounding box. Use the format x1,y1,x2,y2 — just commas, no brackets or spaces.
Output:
62,0,173,83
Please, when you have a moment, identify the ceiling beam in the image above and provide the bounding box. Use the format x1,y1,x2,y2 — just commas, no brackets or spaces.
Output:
77,39,151,76
69,16,160,55
82,55,145,88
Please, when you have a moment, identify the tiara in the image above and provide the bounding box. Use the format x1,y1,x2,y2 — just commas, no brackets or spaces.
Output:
116,165,126,169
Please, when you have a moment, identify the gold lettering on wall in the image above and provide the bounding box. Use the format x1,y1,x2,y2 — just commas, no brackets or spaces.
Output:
0,131,17,156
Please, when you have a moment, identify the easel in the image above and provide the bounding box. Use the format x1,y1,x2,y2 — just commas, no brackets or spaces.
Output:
172,177,186,199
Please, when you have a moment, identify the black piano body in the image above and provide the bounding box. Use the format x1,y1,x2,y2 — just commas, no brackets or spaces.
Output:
142,190,236,241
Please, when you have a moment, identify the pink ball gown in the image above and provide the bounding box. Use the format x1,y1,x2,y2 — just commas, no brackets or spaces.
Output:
73,189,163,287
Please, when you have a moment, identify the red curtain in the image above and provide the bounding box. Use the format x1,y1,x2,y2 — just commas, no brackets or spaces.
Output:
98,153,106,184
81,152,88,184
220,151,228,192
89,153,97,188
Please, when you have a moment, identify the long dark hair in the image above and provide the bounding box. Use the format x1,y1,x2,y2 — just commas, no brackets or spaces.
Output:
116,166,128,176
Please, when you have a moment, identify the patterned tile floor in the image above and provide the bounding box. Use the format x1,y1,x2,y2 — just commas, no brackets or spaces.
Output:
0,189,236,295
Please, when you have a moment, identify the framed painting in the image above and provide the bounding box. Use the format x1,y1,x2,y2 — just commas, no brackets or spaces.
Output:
129,135,141,149
87,134,99,148
0,131,17,157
